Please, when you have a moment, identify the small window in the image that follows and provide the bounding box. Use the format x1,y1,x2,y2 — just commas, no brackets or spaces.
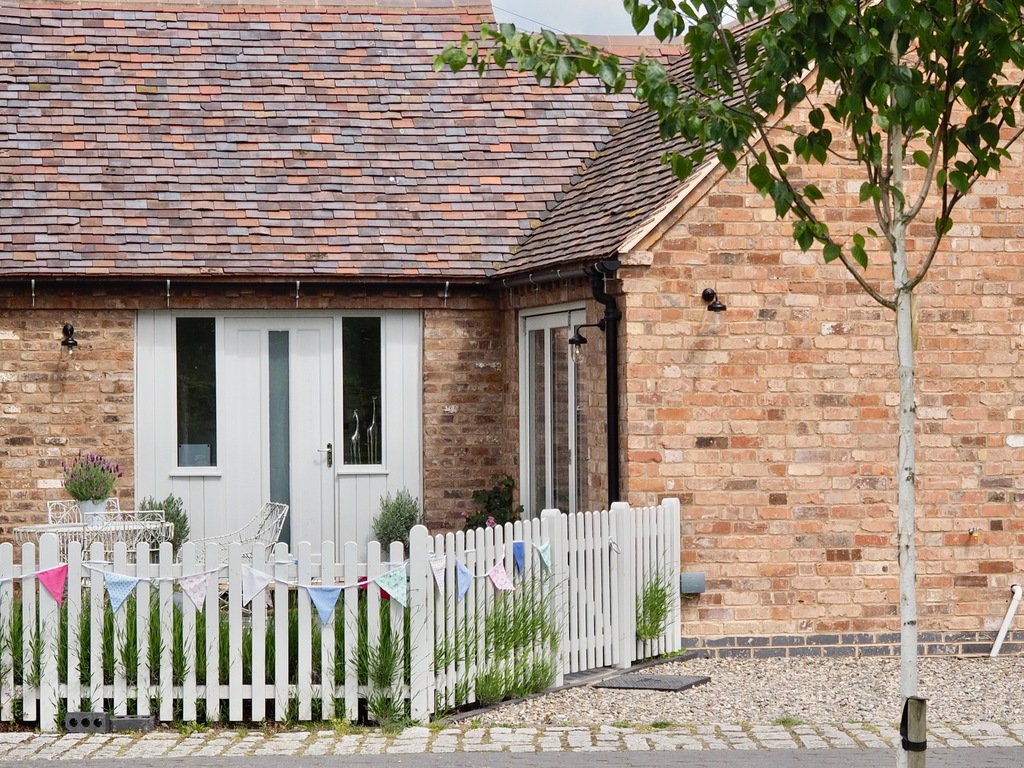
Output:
342,317,382,465
176,317,217,467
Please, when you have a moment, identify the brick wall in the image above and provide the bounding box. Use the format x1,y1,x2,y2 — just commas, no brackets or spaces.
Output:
0,307,136,538
620,106,1024,647
422,305,505,529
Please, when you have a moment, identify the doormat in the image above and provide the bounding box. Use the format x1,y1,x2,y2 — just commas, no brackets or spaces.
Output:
594,674,711,692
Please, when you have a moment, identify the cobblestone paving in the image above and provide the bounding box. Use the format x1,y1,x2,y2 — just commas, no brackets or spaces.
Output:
0,722,1022,760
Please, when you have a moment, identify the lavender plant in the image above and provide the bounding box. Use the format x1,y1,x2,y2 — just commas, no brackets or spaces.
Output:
62,451,122,502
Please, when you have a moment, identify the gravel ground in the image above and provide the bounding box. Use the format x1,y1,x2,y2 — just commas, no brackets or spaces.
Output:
475,655,1024,727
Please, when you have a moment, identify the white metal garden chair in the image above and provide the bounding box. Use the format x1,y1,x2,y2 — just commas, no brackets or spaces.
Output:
47,497,120,524
186,501,289,566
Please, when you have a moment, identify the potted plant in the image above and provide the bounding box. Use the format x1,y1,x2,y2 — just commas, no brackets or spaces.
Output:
62,451,122,526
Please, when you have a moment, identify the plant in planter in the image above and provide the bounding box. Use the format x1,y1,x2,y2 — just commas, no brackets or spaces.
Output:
372,489,420,551
61,451,122,524
463,473,523,531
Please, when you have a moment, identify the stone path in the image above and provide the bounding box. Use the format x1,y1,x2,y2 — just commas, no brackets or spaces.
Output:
0,721,1022,761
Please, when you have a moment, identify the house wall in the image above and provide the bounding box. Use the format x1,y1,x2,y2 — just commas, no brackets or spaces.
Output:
620,134,1024,656
0,303,137,538
0,282,505,542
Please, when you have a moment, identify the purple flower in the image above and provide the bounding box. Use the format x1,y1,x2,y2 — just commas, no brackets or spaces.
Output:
62,450,122,502
486,516,496,528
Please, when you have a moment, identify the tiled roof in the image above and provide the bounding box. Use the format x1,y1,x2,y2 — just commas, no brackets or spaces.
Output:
498,57,696,276
0,0,635,281
500,22,762,278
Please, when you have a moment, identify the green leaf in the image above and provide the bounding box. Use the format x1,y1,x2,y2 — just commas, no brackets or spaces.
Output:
803,183,824,202
823,242,842,262
859,182,876,204
748,161,773,194
554,55,575,84
949,170,970,195
809,109,824,130
670,152,694,180
912,150,930,169
851,233,868,268
793,220,814,250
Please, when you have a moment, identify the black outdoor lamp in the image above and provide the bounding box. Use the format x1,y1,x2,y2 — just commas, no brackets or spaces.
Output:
702,288,727,312
61,323,78,355
568,320,606,364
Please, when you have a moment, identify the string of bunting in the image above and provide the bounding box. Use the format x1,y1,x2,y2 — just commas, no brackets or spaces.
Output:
5,539,553,624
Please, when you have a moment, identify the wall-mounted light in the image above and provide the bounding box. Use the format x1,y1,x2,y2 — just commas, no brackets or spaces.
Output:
702,288,727,312
568,320,606,364
61,323,78,355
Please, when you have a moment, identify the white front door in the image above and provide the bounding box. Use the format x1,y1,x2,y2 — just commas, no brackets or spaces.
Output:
221,317,336,545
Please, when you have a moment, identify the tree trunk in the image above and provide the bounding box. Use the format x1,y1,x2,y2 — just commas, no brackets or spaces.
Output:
893,226,920,768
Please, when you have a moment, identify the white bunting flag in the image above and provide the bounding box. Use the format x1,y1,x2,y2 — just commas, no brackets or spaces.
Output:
242,566,274,606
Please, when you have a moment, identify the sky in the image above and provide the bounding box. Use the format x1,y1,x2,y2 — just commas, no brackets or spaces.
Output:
491,0,642,37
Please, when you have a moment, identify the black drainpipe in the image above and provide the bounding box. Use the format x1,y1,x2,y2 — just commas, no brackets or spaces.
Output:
584,259,622,508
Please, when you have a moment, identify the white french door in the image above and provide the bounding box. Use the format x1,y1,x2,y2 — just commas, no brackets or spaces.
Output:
221,317,336,546
521,307,586,517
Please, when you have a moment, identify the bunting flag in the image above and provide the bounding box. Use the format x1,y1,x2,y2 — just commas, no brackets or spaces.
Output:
375,565,409,607
242,566,274,606
429,555,446,592
307,585,343,624
534,541,552,571
488,561,514,592
178,572,211,612
38,565,69,607
455,559,472,602
104,572,140,614
512,541,525,574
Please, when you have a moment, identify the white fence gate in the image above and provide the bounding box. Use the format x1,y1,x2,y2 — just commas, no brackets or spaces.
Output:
0,499,681,730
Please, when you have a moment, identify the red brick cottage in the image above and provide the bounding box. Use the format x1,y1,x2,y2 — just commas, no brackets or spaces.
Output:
2,0,1023,656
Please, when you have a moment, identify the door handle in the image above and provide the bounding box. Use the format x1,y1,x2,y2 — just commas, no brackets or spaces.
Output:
317,442,333,467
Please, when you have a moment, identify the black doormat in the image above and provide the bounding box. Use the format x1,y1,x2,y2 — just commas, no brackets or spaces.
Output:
594,674,711,692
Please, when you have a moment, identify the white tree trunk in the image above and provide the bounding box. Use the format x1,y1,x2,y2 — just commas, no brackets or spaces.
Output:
893,225,920,768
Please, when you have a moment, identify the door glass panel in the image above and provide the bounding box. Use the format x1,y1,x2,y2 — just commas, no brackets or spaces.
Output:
529,329,547,513
342,317,383,465
269,331,291,545
551,326,570,511
176,317,217,467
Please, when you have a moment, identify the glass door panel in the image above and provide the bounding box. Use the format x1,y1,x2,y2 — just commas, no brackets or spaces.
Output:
522,309,585,517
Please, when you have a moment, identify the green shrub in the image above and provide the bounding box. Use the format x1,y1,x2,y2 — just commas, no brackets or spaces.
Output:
463,473,523,530
372,489,420,550
139,494,190,553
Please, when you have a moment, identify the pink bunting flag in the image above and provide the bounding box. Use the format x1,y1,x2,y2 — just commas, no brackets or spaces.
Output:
38,565,68,606
179,572,211,612
488,561,514,592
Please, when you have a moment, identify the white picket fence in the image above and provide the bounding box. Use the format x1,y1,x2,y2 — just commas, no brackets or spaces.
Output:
0,499,681,730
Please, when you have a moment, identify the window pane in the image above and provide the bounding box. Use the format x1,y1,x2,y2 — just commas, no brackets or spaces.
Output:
176,318,217,467
342,317,382,465
529,329,547,513
269,331,291,543
550,325,570,512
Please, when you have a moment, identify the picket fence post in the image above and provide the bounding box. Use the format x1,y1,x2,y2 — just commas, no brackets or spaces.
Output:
665,497,682,654
539,509,565,685
408,524,431,722
38,533,60,731
610,501,635,669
